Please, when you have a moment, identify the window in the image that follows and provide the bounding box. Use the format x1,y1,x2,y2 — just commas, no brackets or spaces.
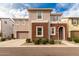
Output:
72,18,78,25
36,26,43,37
51,16,60,21
51,27,56,35
37,11,43,19
54,16,60,21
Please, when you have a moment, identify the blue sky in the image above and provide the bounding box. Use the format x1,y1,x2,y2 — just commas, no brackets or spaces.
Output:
0,3,79,18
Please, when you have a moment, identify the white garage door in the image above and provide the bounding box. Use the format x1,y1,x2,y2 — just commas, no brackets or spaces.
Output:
17,31,29,39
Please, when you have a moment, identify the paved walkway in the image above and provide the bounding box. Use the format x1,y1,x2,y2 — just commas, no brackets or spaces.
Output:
0,39,26,47
61,40,79,47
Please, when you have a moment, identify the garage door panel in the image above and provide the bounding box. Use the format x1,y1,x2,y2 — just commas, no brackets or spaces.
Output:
17,31,29,39
71,31,79,38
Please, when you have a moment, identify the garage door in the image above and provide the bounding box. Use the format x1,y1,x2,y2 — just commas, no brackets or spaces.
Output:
17,31,29,39
71,31,79,38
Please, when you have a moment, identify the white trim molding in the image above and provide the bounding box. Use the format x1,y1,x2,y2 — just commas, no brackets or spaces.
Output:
36,26,43,37
50,27,56,35
31,20,48,23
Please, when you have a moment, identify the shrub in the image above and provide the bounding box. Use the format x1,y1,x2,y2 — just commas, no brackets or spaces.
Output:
49,39,55,44
1,38,6,41
33,38,48,45
33,38,40,45
40,38,48,44
73,37,79,43
26,38,31,43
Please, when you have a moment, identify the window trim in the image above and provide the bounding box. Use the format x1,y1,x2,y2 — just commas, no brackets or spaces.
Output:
36,11,43,20
36,26,43,37
50,27,56,35
50,16,61,21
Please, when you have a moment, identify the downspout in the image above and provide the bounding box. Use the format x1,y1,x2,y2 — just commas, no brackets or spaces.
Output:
48,15,51,40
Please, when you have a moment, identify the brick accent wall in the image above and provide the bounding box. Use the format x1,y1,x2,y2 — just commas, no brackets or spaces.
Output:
32,23,48,40
50,23,68,40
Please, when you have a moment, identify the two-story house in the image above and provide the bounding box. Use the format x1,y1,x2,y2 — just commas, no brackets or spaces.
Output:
13,8,68,41
28,8,67,40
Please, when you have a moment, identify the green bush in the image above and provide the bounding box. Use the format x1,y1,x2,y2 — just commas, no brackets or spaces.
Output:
1,38,6,41
40,38,48,44
73,37,79,43
33,38,48,45
33,38,40,45
49,39,55,44
26,38,31,43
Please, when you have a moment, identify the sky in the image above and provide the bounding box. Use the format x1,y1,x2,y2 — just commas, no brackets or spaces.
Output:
0,3,79,18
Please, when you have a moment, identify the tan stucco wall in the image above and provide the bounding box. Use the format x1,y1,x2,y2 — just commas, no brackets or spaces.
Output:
13,19,31,39
29,11,50,22
66,18,79,38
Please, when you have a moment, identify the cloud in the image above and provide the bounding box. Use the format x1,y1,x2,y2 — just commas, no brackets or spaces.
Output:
56,3,74,9
0,3,31,18
63,4,79,17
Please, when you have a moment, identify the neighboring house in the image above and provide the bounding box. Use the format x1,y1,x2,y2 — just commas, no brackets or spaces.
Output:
13,18,30,39
0,18,14,38
65,17,79,38
13,8,68,40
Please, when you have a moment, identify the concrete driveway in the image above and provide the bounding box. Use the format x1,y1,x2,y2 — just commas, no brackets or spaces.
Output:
0,39,26,47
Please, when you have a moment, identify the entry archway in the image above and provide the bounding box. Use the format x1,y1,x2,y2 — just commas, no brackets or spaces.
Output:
58,27,65,40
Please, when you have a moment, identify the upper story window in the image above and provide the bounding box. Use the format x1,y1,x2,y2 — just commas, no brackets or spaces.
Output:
72,18,78,26
37,11,43,19
50,16,60,21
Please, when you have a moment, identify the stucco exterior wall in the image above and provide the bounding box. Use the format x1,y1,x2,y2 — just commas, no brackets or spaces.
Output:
1,18,14,38
13,18,31,39
65,18,79,38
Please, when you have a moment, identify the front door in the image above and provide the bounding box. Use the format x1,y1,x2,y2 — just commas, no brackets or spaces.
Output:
59,27,64,40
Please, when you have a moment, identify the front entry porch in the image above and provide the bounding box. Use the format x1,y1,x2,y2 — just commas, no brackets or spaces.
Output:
50,23,67,40
58,27,65,40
